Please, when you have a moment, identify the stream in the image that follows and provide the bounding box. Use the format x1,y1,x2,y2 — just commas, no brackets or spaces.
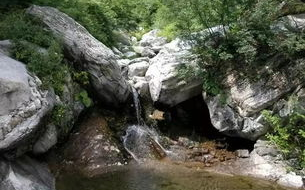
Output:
53,89,296,190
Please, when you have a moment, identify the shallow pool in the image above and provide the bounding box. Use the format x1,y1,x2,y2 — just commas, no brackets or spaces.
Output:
56,162,292,190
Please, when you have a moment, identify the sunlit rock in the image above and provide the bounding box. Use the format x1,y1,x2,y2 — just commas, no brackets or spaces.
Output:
0,52,54,155
27,5,131,106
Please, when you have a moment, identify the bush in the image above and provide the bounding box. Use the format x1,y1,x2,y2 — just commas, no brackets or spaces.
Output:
263,107,305,169
72,71,90,86
75,90,92,108
158,0,305,96
0,10,68,96
52,104,68,127
0,3,97,134
31,0,143,46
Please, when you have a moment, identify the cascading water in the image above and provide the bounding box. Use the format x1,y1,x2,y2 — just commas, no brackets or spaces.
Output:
122,88,167,162
131,87,144,126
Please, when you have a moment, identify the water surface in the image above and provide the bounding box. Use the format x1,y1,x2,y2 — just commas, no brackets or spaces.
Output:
56,162,292,190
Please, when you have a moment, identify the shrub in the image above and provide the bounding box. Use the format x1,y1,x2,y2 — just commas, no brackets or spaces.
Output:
32,0,142,46
0,10,68,96
75,90,92,108
52,104,68,127
72,71,90,86
161,0,305,96
263,107,305,169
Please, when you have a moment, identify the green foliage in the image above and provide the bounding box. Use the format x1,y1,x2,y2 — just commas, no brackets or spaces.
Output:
0,11,68,95
158,22,177,41
281,0,305,16
263,108,305,169
131,0,162,29
75,90,92,108
0,0,33,10
0,10,54,47
32,0,144,46
52,105,68,127
154,0,305,96
72,71,90,86
273,32,305,59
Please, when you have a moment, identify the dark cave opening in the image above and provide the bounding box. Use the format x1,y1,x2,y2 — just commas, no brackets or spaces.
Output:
155,95,254,151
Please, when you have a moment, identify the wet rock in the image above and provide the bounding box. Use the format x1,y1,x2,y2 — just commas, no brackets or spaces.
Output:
0,156,55,190
0,52,55,155
61,112,126,176
27,5,131,106
131,77,150,98
123,125,166,161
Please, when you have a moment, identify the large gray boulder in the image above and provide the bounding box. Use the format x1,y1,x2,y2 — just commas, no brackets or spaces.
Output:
246,139,304,188
139,29,167,48
27,5,131,106
146,38,203,106
204,94,267,141
0,156,55,190
128,60,150,78
0,53,54,154
205,59,305,140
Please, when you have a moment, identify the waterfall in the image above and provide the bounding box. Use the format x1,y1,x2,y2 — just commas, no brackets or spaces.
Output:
122,88,167,162
131,87,143,125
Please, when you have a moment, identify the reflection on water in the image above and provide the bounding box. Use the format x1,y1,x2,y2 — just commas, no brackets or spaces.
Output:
56,162,292,190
